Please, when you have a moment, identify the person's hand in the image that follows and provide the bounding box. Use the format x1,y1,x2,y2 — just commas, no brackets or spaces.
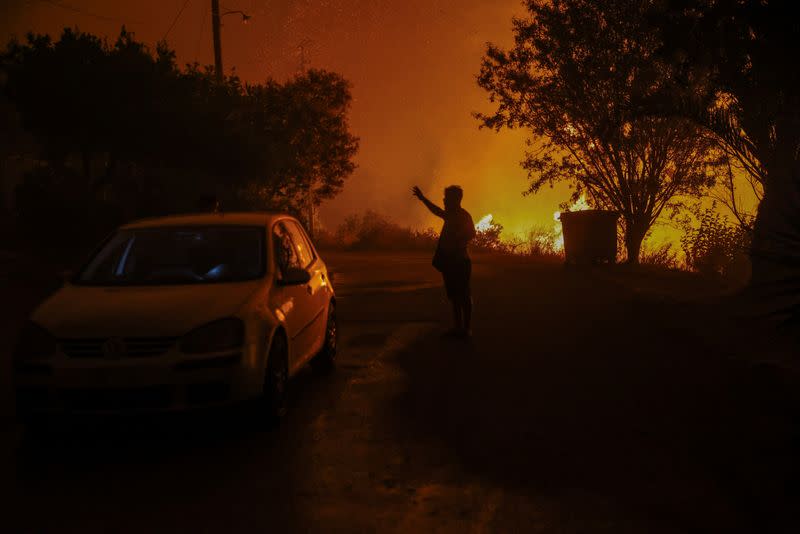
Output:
412,186,424,200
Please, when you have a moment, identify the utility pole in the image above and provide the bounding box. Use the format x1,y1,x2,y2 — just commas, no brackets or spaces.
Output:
211,0,223,83
296,37,316,236
306,189,316,239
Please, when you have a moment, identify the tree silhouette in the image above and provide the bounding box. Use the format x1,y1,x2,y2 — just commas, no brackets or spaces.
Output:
649,0,800,300
1,28,234,188
2,28,358,216
477,0,717,263
1,28,358,257
234,69,359,215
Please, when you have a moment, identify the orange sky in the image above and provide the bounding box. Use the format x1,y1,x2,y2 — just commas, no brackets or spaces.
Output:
4,0,758,250
2,0,578,237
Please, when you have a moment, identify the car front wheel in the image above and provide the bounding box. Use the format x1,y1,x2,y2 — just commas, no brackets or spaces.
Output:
262,331,288,422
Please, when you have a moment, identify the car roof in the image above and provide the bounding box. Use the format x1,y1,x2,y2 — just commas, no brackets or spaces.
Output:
121,212,292,230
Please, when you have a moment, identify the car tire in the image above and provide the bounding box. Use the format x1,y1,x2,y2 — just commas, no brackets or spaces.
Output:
311,302,337,375
261,331,289,423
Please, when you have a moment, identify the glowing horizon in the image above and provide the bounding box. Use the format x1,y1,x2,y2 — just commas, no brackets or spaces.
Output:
1,0,761,254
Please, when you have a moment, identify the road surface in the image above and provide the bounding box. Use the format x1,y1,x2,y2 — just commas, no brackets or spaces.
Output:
3,251,799,533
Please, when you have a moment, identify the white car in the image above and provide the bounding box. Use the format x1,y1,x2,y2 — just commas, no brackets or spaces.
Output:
13,212,337,421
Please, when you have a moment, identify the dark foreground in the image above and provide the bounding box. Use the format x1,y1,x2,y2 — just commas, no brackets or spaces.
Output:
2,252,799,532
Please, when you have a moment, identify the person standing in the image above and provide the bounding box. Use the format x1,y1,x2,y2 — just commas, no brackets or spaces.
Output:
412,185,476,337
197,194,221,213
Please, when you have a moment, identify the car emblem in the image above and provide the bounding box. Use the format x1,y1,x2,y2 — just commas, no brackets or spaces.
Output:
102,337,127,359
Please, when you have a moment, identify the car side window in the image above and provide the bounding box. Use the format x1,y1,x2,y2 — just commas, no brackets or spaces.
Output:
290,221,317,264
273,222,301,276
284,222,315,268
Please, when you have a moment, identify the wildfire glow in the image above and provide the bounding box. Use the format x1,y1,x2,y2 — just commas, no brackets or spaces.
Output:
552,195,591,251
475,214,494,232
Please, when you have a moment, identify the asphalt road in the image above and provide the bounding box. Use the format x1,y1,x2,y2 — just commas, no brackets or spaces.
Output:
3,251,799,533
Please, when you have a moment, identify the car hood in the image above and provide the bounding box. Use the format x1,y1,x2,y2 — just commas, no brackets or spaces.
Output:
32,281,262,338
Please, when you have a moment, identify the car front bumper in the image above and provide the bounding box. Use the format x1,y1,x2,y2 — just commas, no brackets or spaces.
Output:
14,351,259,416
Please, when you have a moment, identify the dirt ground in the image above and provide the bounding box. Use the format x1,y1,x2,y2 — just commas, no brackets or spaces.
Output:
2,251,799,533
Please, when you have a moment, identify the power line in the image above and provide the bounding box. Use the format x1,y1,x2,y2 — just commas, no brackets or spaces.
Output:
162,0,193,41
34,0,142,24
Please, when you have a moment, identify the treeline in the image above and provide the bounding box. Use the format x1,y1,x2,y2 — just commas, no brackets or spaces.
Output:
0,28,358,262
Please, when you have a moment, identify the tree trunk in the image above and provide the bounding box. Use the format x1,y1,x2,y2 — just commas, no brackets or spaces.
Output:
624,219,648,264
749,156,800,317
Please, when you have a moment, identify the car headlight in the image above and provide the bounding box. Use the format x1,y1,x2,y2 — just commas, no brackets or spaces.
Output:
14,321,57,361
179,318,244,354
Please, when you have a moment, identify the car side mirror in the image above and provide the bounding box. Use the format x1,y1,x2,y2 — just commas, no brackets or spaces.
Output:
278,267,311,286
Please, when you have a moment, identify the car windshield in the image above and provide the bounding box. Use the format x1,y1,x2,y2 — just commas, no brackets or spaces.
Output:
76,226,266,285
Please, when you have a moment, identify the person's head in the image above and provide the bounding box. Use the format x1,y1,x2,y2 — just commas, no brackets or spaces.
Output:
443,185,464,211
197,194,220,213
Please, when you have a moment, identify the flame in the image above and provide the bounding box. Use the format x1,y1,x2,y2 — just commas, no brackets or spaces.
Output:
475,214,494,232
552,195,590,251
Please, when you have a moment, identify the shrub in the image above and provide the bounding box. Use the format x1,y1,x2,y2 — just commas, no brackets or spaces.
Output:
474,221,561,257
640,242,680,270
681,209,751,279
322,210,437,251
317,211,560,262
473,220,505,252
524,226,562,259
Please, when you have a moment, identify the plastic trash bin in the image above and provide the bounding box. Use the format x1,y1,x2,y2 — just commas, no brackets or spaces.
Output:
560,210,618,265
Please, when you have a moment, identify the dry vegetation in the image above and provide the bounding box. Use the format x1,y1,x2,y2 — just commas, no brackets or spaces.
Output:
318,210,752,287
316,210,563,262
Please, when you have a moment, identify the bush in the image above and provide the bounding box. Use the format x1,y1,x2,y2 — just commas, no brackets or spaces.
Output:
681,209,751,279
474,221,561,258
640,242,680,270
473,220,505,252
523,226,562,259
320,210,437,251
317,211,562,262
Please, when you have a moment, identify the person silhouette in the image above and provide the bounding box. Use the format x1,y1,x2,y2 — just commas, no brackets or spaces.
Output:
197,194,220,213
412,185,476,337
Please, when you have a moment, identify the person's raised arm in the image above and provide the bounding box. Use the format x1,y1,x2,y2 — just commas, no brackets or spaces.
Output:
412,186,445,218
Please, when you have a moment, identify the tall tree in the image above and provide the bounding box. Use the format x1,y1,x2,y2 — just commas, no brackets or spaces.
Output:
234,69,359,218
2,29,358,219
2,29,107,178
477,0,717,262
0,28,235,188
649,1,800,304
